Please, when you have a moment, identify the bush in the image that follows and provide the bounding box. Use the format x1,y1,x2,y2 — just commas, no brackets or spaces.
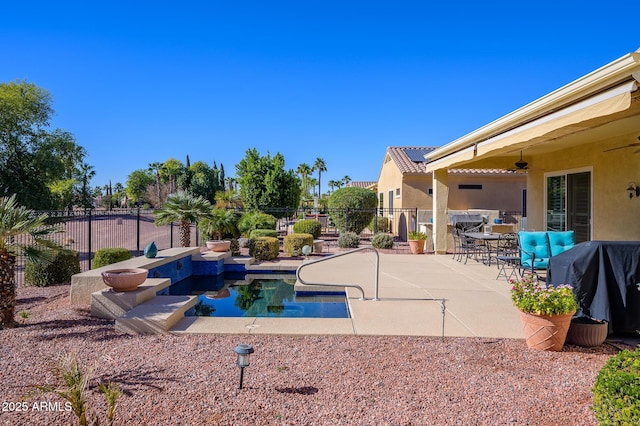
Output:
25,249,80,286
369,216,390,233
249,237,280,261
338,232,360,249
293,219,322,239
249,229,278,239
93,248,131,269
371,233,394,249
328,187,377,234
238,211,277,236
592,348,640,424
283,233,314,256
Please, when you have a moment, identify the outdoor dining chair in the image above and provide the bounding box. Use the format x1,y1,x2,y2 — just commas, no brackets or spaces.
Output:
495,232,522,281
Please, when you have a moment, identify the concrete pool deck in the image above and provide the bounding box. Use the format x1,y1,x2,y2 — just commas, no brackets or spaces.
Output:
171,251,523,339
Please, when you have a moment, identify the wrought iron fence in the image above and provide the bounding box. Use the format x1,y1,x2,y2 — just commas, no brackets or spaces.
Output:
15,208,196,285
14,206,421,285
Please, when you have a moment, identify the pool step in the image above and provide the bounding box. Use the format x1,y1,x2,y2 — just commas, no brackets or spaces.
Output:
115,295,198,335
91,278,172,320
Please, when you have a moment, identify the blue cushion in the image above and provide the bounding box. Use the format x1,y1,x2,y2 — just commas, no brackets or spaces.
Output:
548,231,575,256
518,231,550,269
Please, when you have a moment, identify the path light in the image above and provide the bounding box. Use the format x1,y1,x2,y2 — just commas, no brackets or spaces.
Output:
234,344,254,389
302,245,312,257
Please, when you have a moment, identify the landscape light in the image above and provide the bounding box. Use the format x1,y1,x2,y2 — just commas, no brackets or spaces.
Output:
234,344,254,389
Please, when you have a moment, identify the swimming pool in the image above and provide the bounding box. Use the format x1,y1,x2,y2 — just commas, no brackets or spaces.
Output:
168,275,350,318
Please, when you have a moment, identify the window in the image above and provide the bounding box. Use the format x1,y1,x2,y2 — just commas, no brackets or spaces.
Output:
458,184,483,190
545,170,591,242
395,188,401,197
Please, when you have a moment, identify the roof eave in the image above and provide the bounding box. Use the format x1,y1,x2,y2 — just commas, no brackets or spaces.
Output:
426,50,640,163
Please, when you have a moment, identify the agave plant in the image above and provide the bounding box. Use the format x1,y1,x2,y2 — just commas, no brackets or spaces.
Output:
154,191,212,247
0,194,61,327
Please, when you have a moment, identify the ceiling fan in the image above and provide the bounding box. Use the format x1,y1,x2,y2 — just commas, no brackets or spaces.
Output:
508,151,529,172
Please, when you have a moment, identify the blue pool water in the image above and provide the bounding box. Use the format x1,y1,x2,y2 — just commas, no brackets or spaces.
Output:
168,275,350,318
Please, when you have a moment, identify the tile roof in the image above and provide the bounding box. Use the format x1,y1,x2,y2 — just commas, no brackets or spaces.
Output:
385,147,523,176
449,168,522,175
386,146,438,174
347,181,377,188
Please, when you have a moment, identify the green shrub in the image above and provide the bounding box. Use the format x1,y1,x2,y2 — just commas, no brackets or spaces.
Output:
592,348,640,424
93,248,131,269
369,216,390,233
328,187,377,234
249,229,278,239
293,219,322,239
338,231,360,248
249,237,280,261
25,250,80,286
238,211,278,236
371,233,394,249
283,233,314,256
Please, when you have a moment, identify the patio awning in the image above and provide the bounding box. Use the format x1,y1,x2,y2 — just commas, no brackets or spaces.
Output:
475,80,636,157
425,79,637,172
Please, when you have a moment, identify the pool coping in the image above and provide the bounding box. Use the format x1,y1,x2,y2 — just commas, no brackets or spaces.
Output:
84,249,525,338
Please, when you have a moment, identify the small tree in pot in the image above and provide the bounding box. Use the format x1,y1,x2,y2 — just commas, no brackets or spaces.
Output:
199,208,238,252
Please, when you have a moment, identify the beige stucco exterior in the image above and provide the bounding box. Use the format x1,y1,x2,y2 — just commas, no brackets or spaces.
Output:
426,49,640,254
377,148,526,211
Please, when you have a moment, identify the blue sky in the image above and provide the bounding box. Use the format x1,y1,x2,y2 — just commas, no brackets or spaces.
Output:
2,1,638,193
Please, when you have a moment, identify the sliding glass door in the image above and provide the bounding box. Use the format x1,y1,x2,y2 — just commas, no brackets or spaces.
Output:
546,170,591,242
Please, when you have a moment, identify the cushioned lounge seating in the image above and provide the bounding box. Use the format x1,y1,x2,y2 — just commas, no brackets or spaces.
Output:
518,230,575,279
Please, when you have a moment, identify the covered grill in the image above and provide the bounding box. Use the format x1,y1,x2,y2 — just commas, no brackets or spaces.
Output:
450,213,485,232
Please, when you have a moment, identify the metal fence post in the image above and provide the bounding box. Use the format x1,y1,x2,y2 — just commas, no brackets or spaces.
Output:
136,207,141,256
170,223,174,248
87,209,92,270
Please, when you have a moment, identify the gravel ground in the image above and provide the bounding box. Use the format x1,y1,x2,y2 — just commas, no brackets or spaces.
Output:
0,284,632,426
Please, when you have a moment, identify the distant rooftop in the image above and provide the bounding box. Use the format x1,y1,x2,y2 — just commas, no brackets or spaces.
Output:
386,146,438,174
386,146,522,175
347,181,377,188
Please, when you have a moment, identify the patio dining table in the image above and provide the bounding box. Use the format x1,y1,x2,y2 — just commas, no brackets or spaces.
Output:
463,232,502,265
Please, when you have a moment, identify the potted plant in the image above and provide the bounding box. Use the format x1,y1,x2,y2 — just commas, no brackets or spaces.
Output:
510,275,577,351
407,230,427,254
200,209,238,252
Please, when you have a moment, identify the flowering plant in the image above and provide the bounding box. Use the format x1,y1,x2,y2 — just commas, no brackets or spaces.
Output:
510,275,577,316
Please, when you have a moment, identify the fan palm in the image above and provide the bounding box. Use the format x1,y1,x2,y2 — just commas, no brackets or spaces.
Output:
154,191,212,247
199,208,238,241
0,194,61,327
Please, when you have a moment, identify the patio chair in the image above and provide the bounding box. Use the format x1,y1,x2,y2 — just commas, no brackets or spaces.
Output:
518,230,575,281
454,228,484,264
495,233,522,281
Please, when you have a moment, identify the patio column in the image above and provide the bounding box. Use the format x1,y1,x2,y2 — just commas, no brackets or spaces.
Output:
432,169,449,255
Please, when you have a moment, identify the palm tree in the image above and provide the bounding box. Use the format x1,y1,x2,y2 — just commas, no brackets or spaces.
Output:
0,194,61,327
154,191,212,247
296,163,312,197
313,158,327,198
342,175,351,187
214,189,241,209
328,179,338,193
199,208,238,241
148,162,163,206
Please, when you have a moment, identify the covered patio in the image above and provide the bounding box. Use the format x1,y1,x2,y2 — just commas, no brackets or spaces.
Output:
426,49,640,254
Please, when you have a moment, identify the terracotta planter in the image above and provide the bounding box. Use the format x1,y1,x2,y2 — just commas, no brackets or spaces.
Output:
101,268,148,292
518,310,575,351
408,239,425,254
206,240,231,252
566,317,608,347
